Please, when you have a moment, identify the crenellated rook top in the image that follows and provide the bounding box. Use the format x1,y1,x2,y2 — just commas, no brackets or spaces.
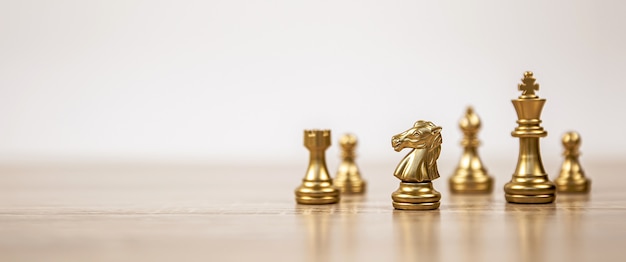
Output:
303,129,331,149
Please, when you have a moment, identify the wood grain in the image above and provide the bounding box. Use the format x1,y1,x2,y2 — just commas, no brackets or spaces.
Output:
0,161,624,262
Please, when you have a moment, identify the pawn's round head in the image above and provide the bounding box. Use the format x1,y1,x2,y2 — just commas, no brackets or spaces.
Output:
339,134,357,150
562,131,581,149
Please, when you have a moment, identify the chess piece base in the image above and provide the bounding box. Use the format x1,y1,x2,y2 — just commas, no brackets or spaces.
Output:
504,194,555,204
392,182,441,210
449,172,493,194
334,180,366,194
333,181,367,194
555,178,591,193
504,177,556,204
295,181,340,204
334,162,367,194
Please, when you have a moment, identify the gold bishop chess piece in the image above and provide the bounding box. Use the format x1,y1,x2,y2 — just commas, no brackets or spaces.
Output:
333,134,367,194
391,120,443,210
295,130,341,204
449,107,494,193
504,71,556,204
555,132,591,193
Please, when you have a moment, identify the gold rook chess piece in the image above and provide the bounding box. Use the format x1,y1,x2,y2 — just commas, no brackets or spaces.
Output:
295,130,340,204
391,120,443,210
333,134,367,194
504,71,556,204
449,107,494,193
555,132,591,193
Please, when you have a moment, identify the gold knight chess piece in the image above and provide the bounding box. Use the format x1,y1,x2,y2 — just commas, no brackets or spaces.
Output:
504,71,556,204
449,106,494,193
555,132,591,193
391,120,443,210
295,130,341,204
333,134,367,194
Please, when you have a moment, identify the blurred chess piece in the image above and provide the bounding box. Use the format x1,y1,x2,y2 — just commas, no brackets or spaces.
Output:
504,71,556,204
295,130,340,204
391,120,443,210
334,134,367,194
555,132,591,193
449,107,494,193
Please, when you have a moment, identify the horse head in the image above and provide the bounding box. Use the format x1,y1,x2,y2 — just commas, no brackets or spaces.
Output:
391,120,442,152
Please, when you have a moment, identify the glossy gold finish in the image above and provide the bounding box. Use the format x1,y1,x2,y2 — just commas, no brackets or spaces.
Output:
333,134,366,194
295,130,340,204
555,132,591,193
504,71,556,204
449,107,494,193
391,120,442,210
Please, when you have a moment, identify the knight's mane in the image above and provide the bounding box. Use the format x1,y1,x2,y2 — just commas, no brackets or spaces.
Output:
422,132,442,178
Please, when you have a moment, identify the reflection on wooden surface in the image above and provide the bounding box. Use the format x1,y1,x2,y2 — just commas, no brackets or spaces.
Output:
297,205,334,262
506,204,556,262
0,163,624,261
296,195,368,262
557,194,590,262
393,210,440,262
336,195,366,262
449,195,493,262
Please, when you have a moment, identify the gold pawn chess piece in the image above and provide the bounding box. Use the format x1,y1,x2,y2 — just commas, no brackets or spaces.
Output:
555,132,591,193
504,71,556,204
333,134,367,194
295,130,340,204
391,120,443,210
449,107,494,193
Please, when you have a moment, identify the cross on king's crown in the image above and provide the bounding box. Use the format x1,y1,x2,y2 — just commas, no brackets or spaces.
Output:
518,71,539,99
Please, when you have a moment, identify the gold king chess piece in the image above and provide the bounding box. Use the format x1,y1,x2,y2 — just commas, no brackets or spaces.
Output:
333,134,367,194
555,132,591,193
504,71,556,204
391,120,443,210
449,107,494,193
295,130,341,204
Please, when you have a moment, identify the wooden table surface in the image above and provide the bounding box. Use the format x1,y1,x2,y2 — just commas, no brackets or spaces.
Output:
0,160,624,262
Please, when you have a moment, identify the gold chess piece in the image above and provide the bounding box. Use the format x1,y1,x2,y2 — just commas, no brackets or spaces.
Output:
555,132,591,193
391,120,443,210
504,71,556,204
333,134,367,194
295,130,340,204
449,107,494,193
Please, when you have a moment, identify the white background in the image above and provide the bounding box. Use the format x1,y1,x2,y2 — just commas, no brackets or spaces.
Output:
1,1,624,172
